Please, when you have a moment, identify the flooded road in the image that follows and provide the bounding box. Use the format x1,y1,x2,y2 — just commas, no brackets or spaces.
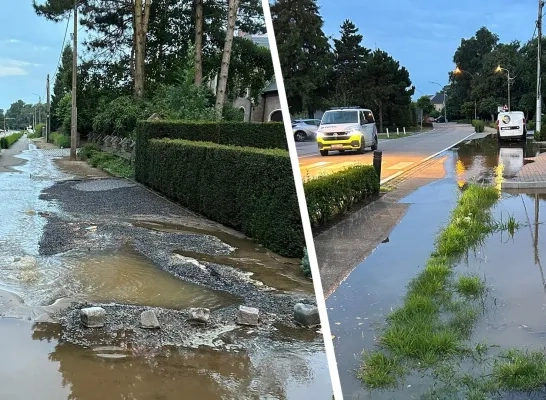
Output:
0,319,329,400
0,137,333,399
328,134,546,399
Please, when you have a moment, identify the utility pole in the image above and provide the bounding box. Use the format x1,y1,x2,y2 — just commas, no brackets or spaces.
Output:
70,1,78,161
46,74,50,142
38,96,41,124
537,0,544,134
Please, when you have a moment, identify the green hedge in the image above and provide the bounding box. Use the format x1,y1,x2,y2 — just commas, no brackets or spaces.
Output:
472,120,485,133
136,138,304,257
49,132,71,148
304,165,380,227
0,132,23,149
527,120,536,131
136,120,288,150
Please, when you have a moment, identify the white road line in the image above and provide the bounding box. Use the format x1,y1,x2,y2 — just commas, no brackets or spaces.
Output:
388,161,414,170
379,131,477,185
304,161,330,169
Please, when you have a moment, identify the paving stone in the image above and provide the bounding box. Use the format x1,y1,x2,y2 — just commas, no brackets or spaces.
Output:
236,305,259,326
140,310,160,329
81,307,105,328
188,308,210,323
293,303,320,327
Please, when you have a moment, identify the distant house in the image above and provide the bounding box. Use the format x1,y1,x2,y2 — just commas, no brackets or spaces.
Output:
430,92,446,112
208,31,281,123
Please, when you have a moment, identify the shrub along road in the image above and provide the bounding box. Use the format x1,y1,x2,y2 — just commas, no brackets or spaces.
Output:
298,123,475,182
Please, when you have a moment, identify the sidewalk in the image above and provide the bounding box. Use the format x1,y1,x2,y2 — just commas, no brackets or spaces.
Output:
316,154,450,298
502,150,546,190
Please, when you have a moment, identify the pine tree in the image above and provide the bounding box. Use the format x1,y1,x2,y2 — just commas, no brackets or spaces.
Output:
332,20,370,106
270,0,333,117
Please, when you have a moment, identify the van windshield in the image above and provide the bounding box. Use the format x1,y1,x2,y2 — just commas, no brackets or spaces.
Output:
321,111,359,125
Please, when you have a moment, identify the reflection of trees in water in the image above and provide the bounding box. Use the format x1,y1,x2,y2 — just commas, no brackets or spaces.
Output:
28,322,323,400
30,323,260,400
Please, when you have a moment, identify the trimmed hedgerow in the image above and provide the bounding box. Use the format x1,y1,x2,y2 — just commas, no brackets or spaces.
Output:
136,120,288,150
136,138,304,257
304,165,380,227
472,120,485,133
0,132,24,149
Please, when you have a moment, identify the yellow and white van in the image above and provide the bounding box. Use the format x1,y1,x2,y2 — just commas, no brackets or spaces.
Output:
496,111,527,142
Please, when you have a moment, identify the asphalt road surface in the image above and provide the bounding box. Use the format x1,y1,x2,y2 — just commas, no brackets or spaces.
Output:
297,123,477,183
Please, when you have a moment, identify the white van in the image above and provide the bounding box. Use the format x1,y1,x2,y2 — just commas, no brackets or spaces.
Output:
496,111,526,142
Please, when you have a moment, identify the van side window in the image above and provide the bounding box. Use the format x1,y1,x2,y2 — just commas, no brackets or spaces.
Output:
363,110,375,124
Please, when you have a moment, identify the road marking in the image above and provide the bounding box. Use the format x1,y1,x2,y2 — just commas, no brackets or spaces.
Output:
379,131,477,185
388,161,414,170
304,161,329,169
326,161,360,170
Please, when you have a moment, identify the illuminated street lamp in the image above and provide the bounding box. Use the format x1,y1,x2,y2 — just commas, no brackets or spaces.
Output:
454,66,477,120
496,66,514,111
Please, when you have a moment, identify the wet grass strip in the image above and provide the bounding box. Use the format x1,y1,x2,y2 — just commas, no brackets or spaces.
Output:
360,184,499,389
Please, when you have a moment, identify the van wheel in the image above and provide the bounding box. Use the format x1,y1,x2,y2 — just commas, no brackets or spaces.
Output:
371,139,378,151
522,130,527,142
320,150,328,156
357,140,366,154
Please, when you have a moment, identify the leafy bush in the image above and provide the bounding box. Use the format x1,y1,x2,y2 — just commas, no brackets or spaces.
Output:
50,132,71,148
301,247,311,277
472,120,485,133
0,132,23,149
135,138,304,257
304,165,380,226
535,130,546,141
79,143,101,160
29,123,45,139
136,120,288,151
527,120,536,131
93,96,147,138
88,151,134,178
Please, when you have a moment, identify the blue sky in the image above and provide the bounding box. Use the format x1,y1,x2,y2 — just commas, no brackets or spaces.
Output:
0,2,73,111
317,0,536,99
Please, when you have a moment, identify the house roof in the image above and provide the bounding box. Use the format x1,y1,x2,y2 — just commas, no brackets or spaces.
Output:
430,92,446,104
263,80,277,93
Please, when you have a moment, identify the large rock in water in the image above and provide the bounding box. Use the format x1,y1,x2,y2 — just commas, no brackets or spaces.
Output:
294,303,320,327
140,310,160,329
80,307,106,328
188,308,210,323
236,305,259,326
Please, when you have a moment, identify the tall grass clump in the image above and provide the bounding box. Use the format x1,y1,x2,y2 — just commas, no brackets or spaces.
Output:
359,184,500,389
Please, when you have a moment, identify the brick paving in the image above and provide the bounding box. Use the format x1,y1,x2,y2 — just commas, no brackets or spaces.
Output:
516,152,546,182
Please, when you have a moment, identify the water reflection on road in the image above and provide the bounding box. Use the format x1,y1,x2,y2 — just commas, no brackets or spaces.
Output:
328,134,546,399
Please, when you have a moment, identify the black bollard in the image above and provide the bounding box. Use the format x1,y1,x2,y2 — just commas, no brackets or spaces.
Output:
373,150,382,180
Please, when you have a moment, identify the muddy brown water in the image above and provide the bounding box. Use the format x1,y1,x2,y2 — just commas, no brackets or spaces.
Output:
328,135,546,399
0,142,332,399
0,318,330,400
132,220,313,293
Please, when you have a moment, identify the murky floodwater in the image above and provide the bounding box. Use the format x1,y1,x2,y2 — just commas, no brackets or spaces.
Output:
328,135,546,399
0,318,331,400
0,139,332,399
133,220,313,293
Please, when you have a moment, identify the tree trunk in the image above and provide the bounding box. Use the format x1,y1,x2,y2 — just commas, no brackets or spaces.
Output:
215,0,240,119
379,102,384,133
133,0,151,99
194,0,204,86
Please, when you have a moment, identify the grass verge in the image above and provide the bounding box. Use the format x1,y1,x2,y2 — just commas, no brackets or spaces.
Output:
359,184,499,388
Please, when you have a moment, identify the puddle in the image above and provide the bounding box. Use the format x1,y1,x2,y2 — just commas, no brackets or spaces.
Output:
0,319,332,400
133,220,313,293
328,139,546,398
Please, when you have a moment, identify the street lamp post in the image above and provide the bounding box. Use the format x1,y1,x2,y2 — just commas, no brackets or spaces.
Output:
430,81,447,123
454,66,477,120
496,66,513,111
415,88,424,130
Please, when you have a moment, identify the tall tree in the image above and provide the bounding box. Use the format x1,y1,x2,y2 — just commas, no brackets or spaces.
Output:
133,0,152,98
215,0,241,119
271,0,333,116
332,20,370,106
194,0,204,85
362,49,414,133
